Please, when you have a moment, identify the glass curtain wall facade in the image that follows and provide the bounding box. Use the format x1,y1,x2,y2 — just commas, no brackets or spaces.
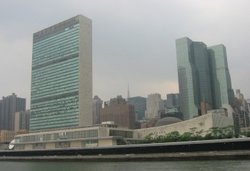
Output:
176,37,233,120
176,38,199,120
128,96,146,120
208,45,234,108
30,15,92,131
192,42,213,106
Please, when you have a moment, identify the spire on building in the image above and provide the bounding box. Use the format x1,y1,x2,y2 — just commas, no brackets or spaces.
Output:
127,84,130,100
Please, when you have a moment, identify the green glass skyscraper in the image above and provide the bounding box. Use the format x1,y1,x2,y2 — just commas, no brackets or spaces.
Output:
176,37,233,120
30,15,92,131
208,45,234,109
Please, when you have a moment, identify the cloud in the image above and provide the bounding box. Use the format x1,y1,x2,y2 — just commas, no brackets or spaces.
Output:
0,33,31,105
0,0,250,108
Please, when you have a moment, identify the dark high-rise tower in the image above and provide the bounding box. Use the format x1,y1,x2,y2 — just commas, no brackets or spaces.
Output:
208,45,234,108
128,96,146,120
92,96,103,124
0,93,26,130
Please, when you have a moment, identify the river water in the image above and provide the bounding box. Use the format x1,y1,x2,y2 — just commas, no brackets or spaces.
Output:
0,160,249,171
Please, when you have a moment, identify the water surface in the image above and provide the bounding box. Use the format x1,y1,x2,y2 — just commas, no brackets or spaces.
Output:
0,160,249,171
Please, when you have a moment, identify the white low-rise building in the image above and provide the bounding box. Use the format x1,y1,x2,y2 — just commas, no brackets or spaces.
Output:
14,123,139,150
136,109,234,138
13,109,234,150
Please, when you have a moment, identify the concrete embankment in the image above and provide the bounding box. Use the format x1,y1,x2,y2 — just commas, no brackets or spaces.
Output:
1,138,250,161
1,150,250,161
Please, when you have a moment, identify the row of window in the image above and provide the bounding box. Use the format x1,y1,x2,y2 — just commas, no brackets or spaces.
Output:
32,72,79,88
32,84,78,98
16,129,98,143
33,44,79,66
31,59,79,99
31,95,78,110
31,108,79,121
34,21,79,42
30,94,79,130
32,58,79,81
109,130,133,138
33,31,79,65
31,94,78,108
33,24,79,49
31,108,79,122
33,38,79,59
31,85,79,101
32,56,79,76
33,32,79,55
30,118,79,130
33,27,79,49
15,139,99,150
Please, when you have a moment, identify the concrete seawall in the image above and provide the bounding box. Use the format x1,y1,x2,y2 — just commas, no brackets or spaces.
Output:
1,151,250,161
1,138,250,161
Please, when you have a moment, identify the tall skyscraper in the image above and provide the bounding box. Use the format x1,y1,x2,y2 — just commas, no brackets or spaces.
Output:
208,45,234,108
92,96,103,124
30,15,92,131
176,37,233,120
145,93,164,119
0,93,26,130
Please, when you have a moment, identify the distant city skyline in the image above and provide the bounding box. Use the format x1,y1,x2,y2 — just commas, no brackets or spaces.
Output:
0,0,250,108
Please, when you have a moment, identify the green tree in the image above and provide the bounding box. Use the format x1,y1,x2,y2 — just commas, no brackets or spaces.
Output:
179,132,193,141
142,126,236,144
164,131,181,142
144,133,154,143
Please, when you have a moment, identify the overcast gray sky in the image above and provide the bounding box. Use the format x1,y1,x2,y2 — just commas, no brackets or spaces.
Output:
0,0,250,108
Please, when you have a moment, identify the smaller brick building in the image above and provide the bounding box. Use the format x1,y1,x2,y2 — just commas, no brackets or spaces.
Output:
101,96,135,129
